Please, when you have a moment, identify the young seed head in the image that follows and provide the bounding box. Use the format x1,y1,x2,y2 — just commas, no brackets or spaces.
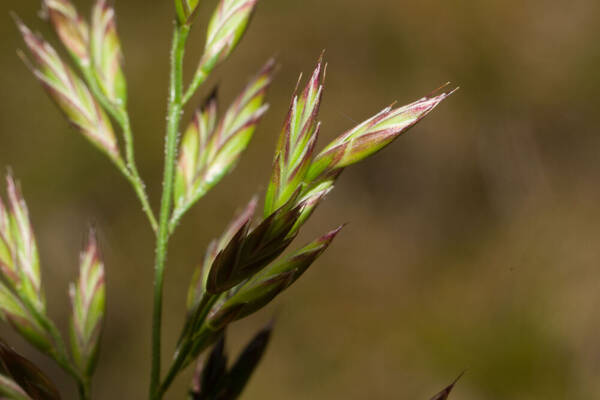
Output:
206,226,342,328
69,230,105,377
174,60,275,217
176,89,219,212
205,192,304,294
191,0,258,86
91,0,127,107
15,19,121,160
187,197,258,311
189,323,273,399
190,334,228,398
43,0,90,66
223,322,272,398
257,225,343,286
306,87,455,182
0,175,43,312
207,272,292,330
264,56,325,216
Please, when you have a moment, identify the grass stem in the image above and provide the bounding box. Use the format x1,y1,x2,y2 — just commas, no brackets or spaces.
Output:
149,23,191,400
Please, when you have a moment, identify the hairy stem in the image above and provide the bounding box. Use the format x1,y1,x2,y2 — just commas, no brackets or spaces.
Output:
182,68,208,106
117,111,158,233
81,69,158,233
149,23,191,400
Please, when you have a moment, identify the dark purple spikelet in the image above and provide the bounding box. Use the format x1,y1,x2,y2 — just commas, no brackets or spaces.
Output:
205,225,343,329
0,339,61,400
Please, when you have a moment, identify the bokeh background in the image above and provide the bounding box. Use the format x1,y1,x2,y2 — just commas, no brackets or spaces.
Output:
1,0,600,398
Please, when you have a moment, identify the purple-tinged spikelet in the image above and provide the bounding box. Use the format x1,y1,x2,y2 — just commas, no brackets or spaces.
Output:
185,0,259,102
264,56,325,216
69,230,105,376
0,175,43,310
91,0,127,107
206,226,343,329
43,0,90,66
0,339,60,400
307,86,456,182
0,175,53,353
186,197,258,311
172,60,275,228
15,19,120,160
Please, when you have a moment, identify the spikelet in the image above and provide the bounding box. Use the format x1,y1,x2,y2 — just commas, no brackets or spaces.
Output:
172,60,275,227
16,19,120,160
69,231,105,376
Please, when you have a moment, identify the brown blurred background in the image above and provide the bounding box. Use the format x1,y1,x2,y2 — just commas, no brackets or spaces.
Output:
2,0,600,398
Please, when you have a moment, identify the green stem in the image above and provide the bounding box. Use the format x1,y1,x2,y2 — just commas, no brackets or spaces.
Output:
182,62,209,106
159,293,220,395
118,111,158,233
77,379,91,400
160,326,214,397
168,185,208,234
149,23,191,400
82,69,158,233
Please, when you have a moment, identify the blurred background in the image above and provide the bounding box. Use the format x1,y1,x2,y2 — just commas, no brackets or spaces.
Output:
1,0,600,398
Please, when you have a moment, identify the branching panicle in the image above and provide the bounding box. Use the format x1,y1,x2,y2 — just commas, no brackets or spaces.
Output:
8,1,455,399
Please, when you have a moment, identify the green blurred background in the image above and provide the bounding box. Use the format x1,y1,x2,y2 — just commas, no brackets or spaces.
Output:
2,0,600,398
